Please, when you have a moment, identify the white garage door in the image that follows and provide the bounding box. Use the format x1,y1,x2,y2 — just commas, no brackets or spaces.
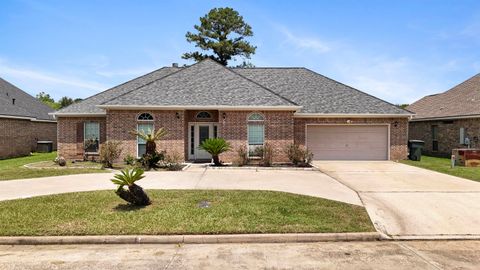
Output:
306,125,389,160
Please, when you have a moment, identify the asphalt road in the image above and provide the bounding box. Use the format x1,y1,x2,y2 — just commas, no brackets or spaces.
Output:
0,240,479,269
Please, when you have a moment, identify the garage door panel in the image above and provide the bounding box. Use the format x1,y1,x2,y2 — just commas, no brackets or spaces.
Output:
306,125,388,160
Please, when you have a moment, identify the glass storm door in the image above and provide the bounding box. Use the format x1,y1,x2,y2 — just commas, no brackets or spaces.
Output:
189,123,217,160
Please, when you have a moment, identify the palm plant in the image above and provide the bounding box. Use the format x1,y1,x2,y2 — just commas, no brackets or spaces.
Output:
199,138,231,166
111,168,151,205
130,127,167,155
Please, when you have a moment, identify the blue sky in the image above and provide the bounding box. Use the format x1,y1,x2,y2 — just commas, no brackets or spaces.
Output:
1,0,480,104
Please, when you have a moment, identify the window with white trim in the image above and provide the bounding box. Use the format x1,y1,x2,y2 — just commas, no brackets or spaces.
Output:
196,111,212,119
138,113,153,121
84,122,100,153
247,113,265,157
137,123,153,157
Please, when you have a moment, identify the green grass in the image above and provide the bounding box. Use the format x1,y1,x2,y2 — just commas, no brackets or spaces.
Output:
401,155,480,182
0,190,374,236
0,152,106,181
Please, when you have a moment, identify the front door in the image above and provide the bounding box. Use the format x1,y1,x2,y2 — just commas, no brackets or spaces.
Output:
189,123,218,160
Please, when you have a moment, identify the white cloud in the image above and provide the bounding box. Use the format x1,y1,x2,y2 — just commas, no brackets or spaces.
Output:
278,26,330,54
0,58,108,98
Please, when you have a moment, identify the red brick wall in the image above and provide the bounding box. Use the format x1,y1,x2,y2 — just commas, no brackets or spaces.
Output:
57,117,106,160
106,110,185,161
294,117,409,160
409,118,480,157
0,118,57,159
218,111,294,163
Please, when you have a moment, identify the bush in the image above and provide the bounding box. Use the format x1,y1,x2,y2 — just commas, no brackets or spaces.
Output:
139,151,165,169
262,143,274,167
99,141,123,168
284,143,313,166
163,151,183,171
199,138,231,166
111,168,150,206
123,154,136,166
234,145,248,166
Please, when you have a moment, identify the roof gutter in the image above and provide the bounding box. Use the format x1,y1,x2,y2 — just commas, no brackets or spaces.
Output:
0,114,56,123
49,112,107,119
410,114,480,122
96,105,303,111
294,113,414,118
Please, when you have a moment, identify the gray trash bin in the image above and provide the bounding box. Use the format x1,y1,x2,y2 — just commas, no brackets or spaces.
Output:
408,140,424,161
37,141,53,153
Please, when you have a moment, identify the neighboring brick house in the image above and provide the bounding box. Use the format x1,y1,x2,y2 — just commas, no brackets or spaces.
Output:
407,74,480,157
53,59,411,163
0,78,57,159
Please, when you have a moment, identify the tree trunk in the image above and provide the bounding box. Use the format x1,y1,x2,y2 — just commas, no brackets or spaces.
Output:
115,184,151,206
212,155,221,166
145,141,156,155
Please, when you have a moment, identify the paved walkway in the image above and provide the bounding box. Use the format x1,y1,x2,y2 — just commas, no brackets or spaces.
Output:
313,161,480,239
1,240,479,269
0,165,361,205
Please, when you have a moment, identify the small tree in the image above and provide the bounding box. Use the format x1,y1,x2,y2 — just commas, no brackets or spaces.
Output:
199,138,231,166
130,127,167,156
111,168,150,206
99,141,123,168
182,7,256,66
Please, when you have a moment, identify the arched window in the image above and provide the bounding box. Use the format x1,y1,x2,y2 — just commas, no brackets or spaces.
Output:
196,111,212,119
247,113,265,157
138,113,153,121
248,113,264,121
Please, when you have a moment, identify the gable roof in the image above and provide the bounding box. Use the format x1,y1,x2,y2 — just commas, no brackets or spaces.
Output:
55,59,410,116
407,73,480,120
100,59,297,108
0,78,55,121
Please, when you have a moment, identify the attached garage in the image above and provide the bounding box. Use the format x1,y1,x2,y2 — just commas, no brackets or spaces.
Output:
306,125,389,160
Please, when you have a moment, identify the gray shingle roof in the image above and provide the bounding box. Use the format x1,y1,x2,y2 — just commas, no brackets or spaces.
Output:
101,59,296,107
55,59,410,115
57,67,180,114
235,68,409,114
407,73,480,119
0,78,55,120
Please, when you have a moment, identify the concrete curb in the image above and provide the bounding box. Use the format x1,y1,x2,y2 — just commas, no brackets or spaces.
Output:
0,232,381,245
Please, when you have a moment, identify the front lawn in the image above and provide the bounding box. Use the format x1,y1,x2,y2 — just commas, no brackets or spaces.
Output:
401,155,480,182
0,152,106,181
0,190,374,236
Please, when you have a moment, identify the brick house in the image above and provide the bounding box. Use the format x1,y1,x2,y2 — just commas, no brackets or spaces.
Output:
0,78,57,159
53,59,411,163
407,74,480,157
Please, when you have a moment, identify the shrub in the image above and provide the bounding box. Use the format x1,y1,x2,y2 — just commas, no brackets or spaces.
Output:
138,151,165,169
99,141,123,168
123,154,136,166
163,151,183,171
130,127,167,156
284,143,313,166
199,138,231,166
262,143,274,167
234,145,248,166
111,168,150,206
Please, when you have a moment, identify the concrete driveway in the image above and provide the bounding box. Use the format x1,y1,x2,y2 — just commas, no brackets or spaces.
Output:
313,161,480,239
0,165,361,206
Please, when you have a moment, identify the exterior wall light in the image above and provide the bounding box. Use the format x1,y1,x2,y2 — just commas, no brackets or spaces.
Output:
222,112,226,119
393,121,399,128
175,112,180,119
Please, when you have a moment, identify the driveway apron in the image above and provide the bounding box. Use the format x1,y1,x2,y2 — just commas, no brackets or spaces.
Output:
313,161,480,239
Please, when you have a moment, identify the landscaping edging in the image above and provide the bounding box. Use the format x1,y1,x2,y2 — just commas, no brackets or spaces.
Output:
207,166,317,171
0,232,381,245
